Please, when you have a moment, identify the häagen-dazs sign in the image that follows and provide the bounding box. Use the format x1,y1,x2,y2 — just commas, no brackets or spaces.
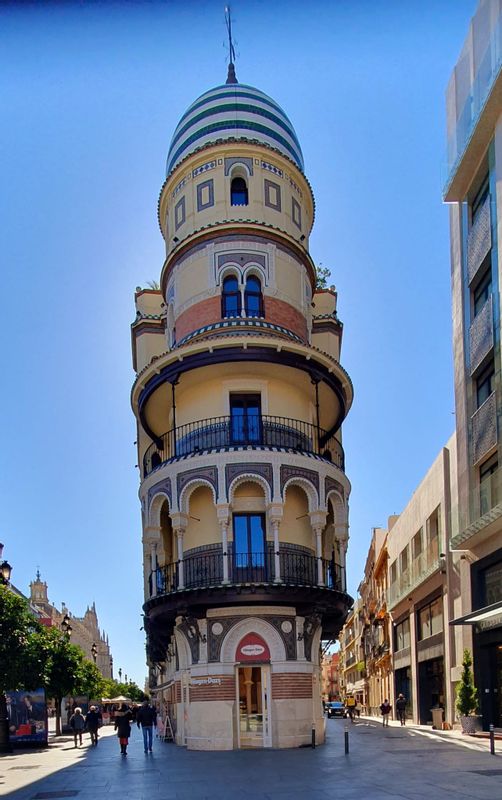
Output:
190,677,222,686
236,632,271,662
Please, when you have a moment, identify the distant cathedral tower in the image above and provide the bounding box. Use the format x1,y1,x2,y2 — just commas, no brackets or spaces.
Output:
131,46,353,749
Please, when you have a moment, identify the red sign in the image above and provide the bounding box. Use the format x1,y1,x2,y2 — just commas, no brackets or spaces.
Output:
236,632,270,663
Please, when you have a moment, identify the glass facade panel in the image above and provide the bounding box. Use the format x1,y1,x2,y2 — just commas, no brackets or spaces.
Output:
418,597,443,641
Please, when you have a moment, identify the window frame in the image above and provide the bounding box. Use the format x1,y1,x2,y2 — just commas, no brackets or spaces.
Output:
221,274,242,319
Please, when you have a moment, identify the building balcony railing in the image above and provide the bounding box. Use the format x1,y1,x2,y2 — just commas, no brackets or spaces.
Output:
148,546,345,599
471,390,497,465
388,543,440,609
450,462,502,548
143,415,345,477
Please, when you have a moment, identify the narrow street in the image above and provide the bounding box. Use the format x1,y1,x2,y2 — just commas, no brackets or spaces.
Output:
1,718,501,800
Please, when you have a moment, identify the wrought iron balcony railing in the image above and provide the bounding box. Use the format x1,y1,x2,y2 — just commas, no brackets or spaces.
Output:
143,415,345,477
147,546,345,599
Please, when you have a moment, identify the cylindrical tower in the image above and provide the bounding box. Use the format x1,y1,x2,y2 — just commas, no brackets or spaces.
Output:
131,65,353,750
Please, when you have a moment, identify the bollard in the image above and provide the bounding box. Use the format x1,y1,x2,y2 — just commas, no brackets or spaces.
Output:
344,722,349,755
489,724,495,756
311,723,316,749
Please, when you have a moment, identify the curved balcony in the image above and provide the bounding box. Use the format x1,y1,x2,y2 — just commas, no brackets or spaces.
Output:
143,415,345,477
148,547,345,598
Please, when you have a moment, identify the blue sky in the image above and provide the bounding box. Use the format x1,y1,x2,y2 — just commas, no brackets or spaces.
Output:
0,0,476,684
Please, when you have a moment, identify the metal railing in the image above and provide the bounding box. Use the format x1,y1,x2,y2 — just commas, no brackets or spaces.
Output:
388,542,440,608
143,415,345,476
148,546,345,598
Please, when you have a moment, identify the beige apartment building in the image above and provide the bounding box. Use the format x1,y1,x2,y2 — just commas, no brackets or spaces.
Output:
130,61,353,749
339,599,366,707
444,0,502,731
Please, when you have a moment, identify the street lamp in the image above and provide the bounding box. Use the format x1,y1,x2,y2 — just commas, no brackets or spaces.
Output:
91,642,98,664
61,613,72,638
0,544,12,753
109,656,113,679
118,668,122,681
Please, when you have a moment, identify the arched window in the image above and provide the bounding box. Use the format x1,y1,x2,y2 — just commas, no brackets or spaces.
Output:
231,176,248,206
222,275,241,318
244,275,263,317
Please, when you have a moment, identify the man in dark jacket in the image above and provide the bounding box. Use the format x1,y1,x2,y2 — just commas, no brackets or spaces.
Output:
85,706,101,746
136,700,157,753
396,694,407,725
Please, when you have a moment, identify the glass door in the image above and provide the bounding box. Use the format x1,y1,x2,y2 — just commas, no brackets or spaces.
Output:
233,514,267,581
230,394,262,444
237,666,271,748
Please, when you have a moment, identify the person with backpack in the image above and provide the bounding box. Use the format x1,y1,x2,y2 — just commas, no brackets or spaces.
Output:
69,707,85,747
380,698,392,727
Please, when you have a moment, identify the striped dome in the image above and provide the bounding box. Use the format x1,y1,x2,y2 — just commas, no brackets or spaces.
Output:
166,82,304,176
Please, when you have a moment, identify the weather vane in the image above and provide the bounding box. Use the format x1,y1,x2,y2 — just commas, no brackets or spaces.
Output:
224,6,238,84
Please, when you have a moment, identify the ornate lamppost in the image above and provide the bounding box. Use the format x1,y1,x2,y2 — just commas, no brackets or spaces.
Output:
0,544,13,752
91,642,98,664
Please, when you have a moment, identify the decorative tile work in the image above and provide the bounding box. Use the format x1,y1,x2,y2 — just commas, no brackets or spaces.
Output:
261,160,283,177
176,319,303,347
217,251,267,271
469,295,494,374
264,179,281,211
280,465,319,494
148,477,172,508
192,160,216,178
471,391,497,464
224,156,254,176
225,462,273,498
292,197,302,229
172,175,189,198
325,475,344,501
288,175,303,198
207,614,297,662
302,613,321,662
174,196,186,230
196,178,214,211
467,197,491,284
177,617,201,664
177,466,218,503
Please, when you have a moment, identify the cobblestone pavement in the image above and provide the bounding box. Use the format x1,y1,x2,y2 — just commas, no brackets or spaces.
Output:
1,717,501,800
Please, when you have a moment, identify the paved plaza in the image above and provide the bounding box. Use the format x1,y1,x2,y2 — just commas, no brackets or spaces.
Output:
1,718,501,800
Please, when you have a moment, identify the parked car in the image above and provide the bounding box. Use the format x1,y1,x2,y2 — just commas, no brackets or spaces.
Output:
326,701,345,718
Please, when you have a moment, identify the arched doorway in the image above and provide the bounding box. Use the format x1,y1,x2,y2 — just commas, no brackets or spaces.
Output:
235,633,271,748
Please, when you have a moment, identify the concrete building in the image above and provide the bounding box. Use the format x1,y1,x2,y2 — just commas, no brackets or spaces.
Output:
339,600,366,707
131,60,353,749
29,571,113,679
321,652,341,702
387,438,457,726
444,0,502,731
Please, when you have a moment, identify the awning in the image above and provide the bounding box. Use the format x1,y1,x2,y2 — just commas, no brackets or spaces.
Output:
450,600,502,631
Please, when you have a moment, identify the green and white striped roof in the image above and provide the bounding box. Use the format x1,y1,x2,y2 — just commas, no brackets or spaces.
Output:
166,83,304,176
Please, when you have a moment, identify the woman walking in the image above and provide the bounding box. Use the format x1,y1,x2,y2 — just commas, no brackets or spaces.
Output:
114,703,133,756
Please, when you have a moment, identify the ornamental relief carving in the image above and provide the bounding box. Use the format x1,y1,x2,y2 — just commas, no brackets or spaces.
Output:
207,614,297,662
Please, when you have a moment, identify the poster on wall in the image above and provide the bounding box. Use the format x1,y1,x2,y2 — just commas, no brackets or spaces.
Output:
7,688,48,744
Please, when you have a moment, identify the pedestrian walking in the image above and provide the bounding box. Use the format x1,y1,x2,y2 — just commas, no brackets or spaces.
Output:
345,695,356,723
85,705,101,746
396,693,407,725
114,703,133,756
136,699,157,753
69,707,85,747
380,699,391,727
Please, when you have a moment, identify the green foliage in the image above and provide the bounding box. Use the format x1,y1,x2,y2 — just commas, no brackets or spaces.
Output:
0,586,44,693
456,649,478,717
100,678,145,702
315,265,331,290
75,659,105,701
36,627,85,704
146,280,160,290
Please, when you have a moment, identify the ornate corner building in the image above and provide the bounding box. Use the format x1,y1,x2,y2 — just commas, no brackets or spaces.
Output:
131,64,353,749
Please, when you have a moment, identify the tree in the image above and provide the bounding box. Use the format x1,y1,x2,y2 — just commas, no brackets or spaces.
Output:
75,660,105,702
37,627,86,735
146,280,160,290
315,264,331,290
456,649,478,717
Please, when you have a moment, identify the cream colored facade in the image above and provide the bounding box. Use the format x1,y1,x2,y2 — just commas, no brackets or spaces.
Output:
29,572,113,679
131,68,353,749
445,0,502,731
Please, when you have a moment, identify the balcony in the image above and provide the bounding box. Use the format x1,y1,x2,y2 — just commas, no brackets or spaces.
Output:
388,543,440,609
471,391,497,465
467,198,491,285
469,296,493,376
148,547,345,598
450,462,502,549
143,415,345,477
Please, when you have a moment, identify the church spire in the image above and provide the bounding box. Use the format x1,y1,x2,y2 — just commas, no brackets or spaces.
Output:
225,6,238,84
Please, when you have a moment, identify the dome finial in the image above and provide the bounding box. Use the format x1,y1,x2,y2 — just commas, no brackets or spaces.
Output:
224,6,238,84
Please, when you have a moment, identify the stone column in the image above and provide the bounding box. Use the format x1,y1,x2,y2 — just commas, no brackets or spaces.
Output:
335,523,349,592
217,504,231,584
175,529,185,590
150,542,158,598
271,519,281,582
314,527,324,586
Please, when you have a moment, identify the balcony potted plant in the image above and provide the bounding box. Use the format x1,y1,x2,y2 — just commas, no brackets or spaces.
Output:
456,649,481,734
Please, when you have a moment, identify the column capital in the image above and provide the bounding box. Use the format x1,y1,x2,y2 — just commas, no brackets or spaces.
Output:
216,504,231,524
334,522,349,541
309,511,327,530
143,526,161,543
267,503,283,524
170,512,189,531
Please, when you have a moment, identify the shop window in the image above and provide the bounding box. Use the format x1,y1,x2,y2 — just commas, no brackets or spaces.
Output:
244,275,263,317
482,560,502,605
394,618,410,651
222,275,241,318
417,597,443,641
231,176,248,206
